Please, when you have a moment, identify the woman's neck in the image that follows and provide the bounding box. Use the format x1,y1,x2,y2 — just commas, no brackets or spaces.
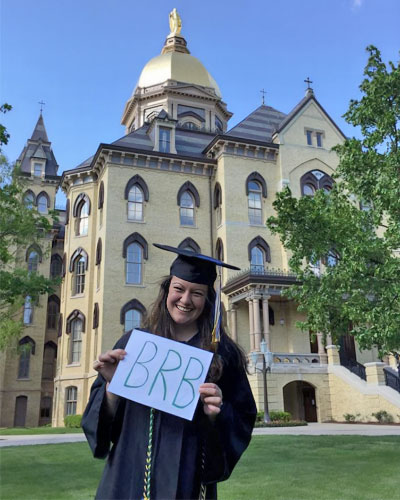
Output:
172,322,198,342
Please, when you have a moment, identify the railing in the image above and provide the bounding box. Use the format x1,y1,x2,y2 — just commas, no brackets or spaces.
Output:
341,359,367,380
384,368,400,393
226,267,297,284
272,353,321,365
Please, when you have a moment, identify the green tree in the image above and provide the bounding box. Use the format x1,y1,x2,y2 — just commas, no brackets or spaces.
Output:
267,46,400,355
0,105,59,350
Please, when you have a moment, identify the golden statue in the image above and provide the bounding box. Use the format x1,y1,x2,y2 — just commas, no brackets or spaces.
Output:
169,8,182,36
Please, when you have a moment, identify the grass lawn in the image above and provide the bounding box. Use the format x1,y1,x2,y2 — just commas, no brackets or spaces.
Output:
1,436,399,500
0,427,83,435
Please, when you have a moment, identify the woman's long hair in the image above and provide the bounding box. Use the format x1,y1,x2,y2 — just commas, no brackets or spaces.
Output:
143,276,247,381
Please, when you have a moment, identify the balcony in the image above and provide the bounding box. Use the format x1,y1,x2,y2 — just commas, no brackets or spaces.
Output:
223,267,298,296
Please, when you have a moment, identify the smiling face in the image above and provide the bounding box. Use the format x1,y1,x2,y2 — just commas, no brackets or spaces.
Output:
166,276,208,338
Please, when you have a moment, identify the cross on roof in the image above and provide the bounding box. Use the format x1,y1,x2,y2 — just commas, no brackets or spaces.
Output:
304,77,313,89
260,89,267,105
38,100,46,113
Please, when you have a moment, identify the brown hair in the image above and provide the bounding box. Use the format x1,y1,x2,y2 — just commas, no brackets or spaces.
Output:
143,276,246,381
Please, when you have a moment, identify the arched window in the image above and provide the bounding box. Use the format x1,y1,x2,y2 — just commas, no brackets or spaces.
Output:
325,250,339,267
65,199,70,225
18,336,35,379
216,238,224,261
214,183,222,226
248,181,263,225
300,170,334,197
42,341,57,380
124,175,149,221
23,190,35,209
180,191,195,226
23,296,33,324
65,386,77,416
50,254,63,278
248,236,271,272
178,237,201,253
36,191,50,214
26,245,42,272
69,248,88,295
93,303,99,329
128,185,144,221
47,295,60,329
181,121,199,130
120,299,146,333
123,233,148,285
95,238,102,266
126,243,143,284
73,194,91,236
69,319,83,364
98,181,104,209
74,257,86,294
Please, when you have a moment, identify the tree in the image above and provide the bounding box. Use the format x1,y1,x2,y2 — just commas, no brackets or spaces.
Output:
267,46,400,355
0,105,59,350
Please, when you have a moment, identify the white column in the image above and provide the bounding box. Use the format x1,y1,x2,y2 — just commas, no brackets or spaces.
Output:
253,296,262,351
229,305,238,343
262,295,271,350
247,297,255,351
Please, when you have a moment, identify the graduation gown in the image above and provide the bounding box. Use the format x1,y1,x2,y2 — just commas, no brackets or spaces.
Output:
82,332,256,500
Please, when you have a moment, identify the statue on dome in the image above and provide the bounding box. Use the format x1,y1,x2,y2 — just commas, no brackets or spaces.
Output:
169,8,182,36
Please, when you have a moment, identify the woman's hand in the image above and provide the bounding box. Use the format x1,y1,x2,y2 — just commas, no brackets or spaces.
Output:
199,383,223,420
93,349,126,383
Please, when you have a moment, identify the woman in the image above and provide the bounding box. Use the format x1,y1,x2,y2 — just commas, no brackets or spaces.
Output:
82,244,257,500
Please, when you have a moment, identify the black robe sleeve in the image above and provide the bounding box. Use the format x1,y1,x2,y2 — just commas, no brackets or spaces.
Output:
82,333,130,459
201,338,257,485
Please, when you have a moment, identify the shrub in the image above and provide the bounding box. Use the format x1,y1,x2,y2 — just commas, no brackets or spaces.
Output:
64,414,82,428
270,411,292,422
372,411,394,424
343,413,360,423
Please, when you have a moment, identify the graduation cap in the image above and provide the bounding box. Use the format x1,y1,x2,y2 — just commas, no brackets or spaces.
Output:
153,243,240,343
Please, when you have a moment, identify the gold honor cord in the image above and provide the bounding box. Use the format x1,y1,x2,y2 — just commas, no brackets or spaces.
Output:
211,268,222,345
142,407,155,500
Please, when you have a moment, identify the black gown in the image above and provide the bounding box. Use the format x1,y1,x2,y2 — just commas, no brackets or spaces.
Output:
82,332,257,500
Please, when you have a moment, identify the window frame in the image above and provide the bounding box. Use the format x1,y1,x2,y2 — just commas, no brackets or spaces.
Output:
65,386,77,416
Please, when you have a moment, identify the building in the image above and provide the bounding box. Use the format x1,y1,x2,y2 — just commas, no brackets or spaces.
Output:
1,10,399,427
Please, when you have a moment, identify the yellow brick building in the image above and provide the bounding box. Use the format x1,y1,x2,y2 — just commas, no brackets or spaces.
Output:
1,11,399,427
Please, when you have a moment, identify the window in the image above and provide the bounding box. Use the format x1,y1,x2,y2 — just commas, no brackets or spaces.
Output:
216,238,224,262
40,397,52,419
306,130,313,145
42,342,57,380
128,185,144,221
37,195,48,214
301,170,334,197
50,254,63,277
215,116,223,133
18,337,35,379
47,296,60,329
251,247,265,272
28,251,39,272
303,184,316,196
316,132,323,147
126,243,143,284
77,200,89,235
248,236,271,271
70,319,82,364
326,250,339,267
23,296,33,324
34,163,42,177
214,183,222,226
74,257,86,294
23,191,35,208
65,387,77,416
159,127,171,153
248,181,262,224
310,257,321,276
180,191,195,226
124,309,142,333
178,237,201,254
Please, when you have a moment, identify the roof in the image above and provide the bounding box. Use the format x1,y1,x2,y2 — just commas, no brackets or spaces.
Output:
276,89,346,138
18,114,59,176
30,114,49,142
226,105,286,142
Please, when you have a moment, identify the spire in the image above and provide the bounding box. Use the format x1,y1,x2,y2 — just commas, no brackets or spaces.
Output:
161,8,190,55
30,113,49,142
304,77,314,97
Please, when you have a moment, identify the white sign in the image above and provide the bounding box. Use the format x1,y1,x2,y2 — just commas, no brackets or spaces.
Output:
108,330,213,421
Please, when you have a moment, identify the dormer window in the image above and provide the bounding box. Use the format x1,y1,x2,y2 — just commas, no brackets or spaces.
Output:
316,132,323,147
306,130,313,146
34,162,43,177
305,129,324,148
159,127,171,153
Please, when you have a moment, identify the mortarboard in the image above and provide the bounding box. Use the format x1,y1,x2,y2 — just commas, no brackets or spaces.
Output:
153,243,241,343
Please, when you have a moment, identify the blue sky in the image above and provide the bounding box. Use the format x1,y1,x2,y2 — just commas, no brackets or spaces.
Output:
1,0,399,208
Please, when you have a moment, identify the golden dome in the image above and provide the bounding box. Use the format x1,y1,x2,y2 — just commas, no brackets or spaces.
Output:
136,51,222,98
